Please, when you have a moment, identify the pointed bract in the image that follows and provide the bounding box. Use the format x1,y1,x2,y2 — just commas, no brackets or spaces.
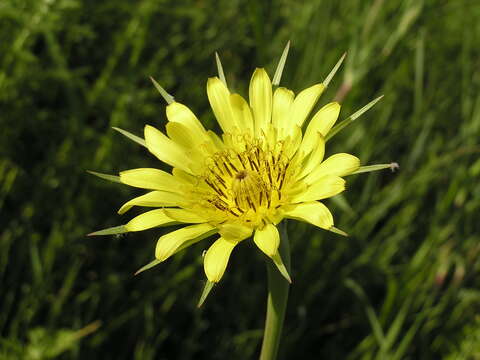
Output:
150,76,174,104
272,41,290,86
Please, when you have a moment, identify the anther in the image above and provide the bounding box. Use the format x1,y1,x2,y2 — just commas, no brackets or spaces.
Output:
235,170,248,180
228,160,239,173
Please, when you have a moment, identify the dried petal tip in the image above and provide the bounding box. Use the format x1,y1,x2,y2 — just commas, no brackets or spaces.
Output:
390,162,400,172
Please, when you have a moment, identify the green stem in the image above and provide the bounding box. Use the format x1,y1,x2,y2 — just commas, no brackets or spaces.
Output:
259,222,291,360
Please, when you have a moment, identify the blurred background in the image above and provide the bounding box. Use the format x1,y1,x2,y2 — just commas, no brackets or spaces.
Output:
1,0,480,359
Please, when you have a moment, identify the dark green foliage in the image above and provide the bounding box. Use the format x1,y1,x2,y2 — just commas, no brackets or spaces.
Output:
1,0,479,359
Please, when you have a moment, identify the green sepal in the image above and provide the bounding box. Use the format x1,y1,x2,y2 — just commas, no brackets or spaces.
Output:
150,76,174,104
272,251,292,283
112,127,147,147
134,259,162,276
215,52,227,87
326,95,384,141
87,170,121,183
323,52,346,88
197,281,215,308
328,226,349,237
87,225,127,236
349,163,399,175
272,41,290,86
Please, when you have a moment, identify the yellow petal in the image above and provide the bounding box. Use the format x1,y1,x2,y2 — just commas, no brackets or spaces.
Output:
305,153,360,184
272,87,294,139
120,168,180,191
291,175,345,203
118,190,184,214
284,125,302,159
301,103,339,154
166,102,206,135
305,102,341,139
207,77,237,133
144,125,192,173
282,201,333,229
249,68,272,136
155,223,217,261
163,208,206,223
253,223,280,258
289,83,325,128
218,223,253,241
171,168,209,191
207,130,225,151
125,209,175,231
204,237,237,283
295,132,325,179
165,121,196,148
230,93,254,137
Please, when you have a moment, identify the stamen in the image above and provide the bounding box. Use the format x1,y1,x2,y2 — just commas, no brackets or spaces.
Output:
228,208,240,217
247,197,256,212
214,172,226,187
228,160,239,173
199,130,289,223
223,162,233,177
237,154,246,168
250,157,259,172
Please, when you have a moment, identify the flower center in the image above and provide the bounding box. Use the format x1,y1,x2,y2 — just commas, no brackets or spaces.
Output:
198,132,291,225
231,168,265,210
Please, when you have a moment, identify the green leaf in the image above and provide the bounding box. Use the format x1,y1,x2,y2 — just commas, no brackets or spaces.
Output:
345,278,386,347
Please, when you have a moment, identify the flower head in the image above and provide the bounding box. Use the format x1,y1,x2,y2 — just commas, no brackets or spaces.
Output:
90,46,389,289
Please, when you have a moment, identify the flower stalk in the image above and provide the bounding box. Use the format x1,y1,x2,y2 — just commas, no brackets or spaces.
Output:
260,221,291,360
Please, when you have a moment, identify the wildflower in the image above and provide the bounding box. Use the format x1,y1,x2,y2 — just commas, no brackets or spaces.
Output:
90,46,390,290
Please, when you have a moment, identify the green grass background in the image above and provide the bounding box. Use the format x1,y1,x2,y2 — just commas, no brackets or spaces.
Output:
1,0,480,359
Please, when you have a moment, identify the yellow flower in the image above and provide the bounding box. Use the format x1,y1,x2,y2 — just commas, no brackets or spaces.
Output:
90,47,388,287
